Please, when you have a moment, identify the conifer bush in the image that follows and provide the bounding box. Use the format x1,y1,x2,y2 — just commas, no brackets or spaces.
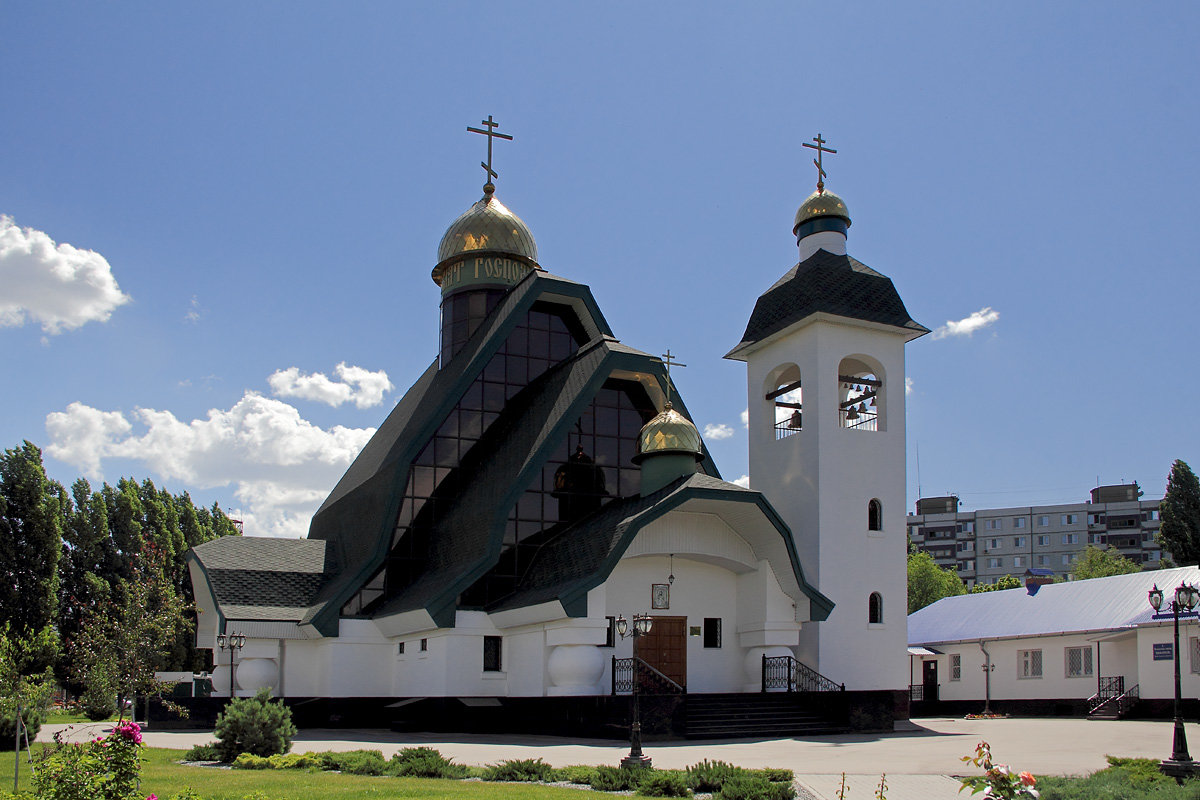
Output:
389,747,467,778
482,757,555,782
213,688,296,761
636,770,691,797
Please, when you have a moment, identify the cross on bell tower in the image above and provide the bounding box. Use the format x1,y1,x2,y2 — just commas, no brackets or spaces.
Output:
467,114,514,193
802,133,837,194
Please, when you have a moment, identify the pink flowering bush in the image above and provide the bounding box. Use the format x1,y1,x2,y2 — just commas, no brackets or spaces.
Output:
34,722,145,800
960,741,1039,799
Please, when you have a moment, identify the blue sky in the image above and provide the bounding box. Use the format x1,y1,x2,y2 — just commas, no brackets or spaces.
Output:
3,3,1198,536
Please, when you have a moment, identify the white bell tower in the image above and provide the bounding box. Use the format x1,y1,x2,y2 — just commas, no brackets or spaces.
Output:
725,137,927,692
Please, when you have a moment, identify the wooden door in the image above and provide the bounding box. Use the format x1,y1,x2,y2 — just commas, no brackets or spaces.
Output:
638,615,687,689
922,659,939,701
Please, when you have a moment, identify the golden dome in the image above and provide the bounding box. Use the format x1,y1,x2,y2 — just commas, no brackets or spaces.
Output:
793,189,851,234
635,404,702,460
433,187,538,287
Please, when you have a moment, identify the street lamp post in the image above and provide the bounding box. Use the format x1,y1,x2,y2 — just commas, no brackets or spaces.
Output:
615,613,654,769
216,631,247,700
1148,581,1199,782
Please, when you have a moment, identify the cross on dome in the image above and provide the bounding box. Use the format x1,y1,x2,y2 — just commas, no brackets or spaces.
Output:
802,133,837,194
467,114,514,193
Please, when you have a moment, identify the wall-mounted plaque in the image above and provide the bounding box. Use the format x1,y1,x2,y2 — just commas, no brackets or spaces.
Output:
652,583,670,609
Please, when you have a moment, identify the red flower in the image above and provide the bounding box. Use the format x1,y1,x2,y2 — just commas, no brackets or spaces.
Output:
1019,771,1036,786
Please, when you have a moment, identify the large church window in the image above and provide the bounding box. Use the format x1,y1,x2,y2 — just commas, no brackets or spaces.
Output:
765,364,803,440
341,302,587,618
838,357,883,431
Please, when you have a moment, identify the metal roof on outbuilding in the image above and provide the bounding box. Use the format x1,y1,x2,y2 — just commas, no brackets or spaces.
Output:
908,565,1200,645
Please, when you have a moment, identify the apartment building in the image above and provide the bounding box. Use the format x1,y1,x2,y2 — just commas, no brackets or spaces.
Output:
907,483,1164,587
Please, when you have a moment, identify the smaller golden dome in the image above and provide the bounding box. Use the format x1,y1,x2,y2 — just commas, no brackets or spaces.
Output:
433,187,538,286
793,189,851,234
635,404,702,460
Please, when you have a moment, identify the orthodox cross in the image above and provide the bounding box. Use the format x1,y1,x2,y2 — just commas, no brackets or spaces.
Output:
467,115,513,189
802,133,837,194
661,350,687,407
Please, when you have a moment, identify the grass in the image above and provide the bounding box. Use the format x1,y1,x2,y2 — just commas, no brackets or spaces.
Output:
1034,756,1200,800
43,707,119,725
0,746,593,800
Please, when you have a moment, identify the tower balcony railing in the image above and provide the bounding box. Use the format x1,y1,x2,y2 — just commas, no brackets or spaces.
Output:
774,419,802,440
839,408,878,431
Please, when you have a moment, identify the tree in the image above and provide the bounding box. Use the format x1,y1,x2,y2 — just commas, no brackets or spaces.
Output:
1072,544,1141,580
970,574,1021,593
907,549,966,613
0,624,58,751
0,442,64,638
1159,459,1200,565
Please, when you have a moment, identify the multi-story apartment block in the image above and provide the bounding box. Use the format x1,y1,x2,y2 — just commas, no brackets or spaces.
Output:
907,483,1164,587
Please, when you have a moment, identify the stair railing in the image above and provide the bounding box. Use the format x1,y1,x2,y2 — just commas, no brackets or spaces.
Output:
1087,675,1126,714
611,656,685,695
761,654,845,693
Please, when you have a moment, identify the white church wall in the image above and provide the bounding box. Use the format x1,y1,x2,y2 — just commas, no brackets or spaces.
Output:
1136,626,1200,700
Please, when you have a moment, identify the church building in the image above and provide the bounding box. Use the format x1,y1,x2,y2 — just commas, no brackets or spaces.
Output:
186,123,925,734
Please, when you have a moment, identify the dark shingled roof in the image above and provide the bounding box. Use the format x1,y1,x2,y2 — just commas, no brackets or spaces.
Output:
188,537,331,622
727,249,927,358
490,472,832,620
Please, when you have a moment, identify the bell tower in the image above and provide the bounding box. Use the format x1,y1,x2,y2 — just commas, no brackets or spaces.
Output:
725,136,928,693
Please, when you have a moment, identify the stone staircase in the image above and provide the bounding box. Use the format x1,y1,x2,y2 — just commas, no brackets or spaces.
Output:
684,692,849,739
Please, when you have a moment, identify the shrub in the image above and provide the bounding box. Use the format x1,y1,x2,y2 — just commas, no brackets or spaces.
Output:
637,770,691,797
389,747,467,779
319,749,387,775
213,688,297,761
0,704,45,751
591,765,648,791
232,753,271,770
716,775,795,800
756,768,794,783
183,742,221,762
32,721,145,800
686,759,745,792
483,757,555,782
554,765,599,785
266,752,320,770
167,791,204,800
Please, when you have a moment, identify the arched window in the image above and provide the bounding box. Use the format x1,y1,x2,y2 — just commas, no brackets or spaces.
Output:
868,592,883,624
868,498,883,531
838,356,883,431
764,364,803,440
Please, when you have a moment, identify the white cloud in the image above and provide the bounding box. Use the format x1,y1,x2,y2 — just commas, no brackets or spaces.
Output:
703,423,735,441
732,474,750,489
0,215,130,334
740,409,749,428
185,295,202,323
268,362,394,409
45,392,376,538
905,377,913,395
931,307,1000,340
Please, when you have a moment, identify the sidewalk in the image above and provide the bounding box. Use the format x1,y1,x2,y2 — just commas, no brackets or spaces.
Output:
40,716,1200,800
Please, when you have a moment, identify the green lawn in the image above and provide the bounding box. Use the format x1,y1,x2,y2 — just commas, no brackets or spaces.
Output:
1,747,593,800
43,708,119,725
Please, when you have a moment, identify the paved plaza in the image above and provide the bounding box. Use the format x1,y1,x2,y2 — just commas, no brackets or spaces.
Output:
40,716,1200,800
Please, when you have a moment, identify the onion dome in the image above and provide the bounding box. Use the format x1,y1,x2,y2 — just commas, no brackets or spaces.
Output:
431,184,539,296
793,189,851,238
633,403,703,463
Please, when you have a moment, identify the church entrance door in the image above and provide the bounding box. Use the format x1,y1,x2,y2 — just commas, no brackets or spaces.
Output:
638,616,687,690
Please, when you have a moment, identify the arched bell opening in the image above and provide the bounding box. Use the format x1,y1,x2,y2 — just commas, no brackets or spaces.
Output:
837,356,884,432
763,364,803,440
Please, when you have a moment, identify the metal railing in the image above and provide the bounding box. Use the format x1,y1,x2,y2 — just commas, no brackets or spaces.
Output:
761,654,845,693
909,684,924,701
611,657,685,696
1088,678,1139,718
1087,676,1125,713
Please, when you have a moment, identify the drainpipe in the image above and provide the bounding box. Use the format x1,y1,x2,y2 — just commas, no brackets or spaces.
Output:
979,641,994,715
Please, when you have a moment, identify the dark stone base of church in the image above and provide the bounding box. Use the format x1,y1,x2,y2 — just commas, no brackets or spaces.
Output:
910,697,1200,720
152,690,907,738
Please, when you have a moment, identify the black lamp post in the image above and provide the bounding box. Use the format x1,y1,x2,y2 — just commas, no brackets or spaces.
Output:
615,613,654,769
1148,581,1199,781
216,631,246,700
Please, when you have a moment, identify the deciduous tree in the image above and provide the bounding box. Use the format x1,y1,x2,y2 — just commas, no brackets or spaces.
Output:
907,549,966,612
1072,544,1141,580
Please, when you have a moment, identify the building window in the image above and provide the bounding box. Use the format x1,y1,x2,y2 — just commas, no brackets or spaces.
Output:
985,519,1002,530
868,499,883,531
1018,649,1043,679
868,592,883,624
1036,555,1049,566
1146,509,1160,521
483,636,502,671
703,618,722,648
1013,536,1026,548
1036,535,1050,546
604,616,616,648
987,538,1002,550
1065,646,1093,678
838,358,882,431
962,521,975,533
950,653,962,681
1062,514,1079,525
987,557,1002,568
1061,533,1079,545
420,638,428,652
1191,637,1200,675
909,525,921,538
957,541,974,552
1037,516,1049,527
397,642,405,655
1061,554,1074,565
1013,556,1025,568
1013,517,1026,529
